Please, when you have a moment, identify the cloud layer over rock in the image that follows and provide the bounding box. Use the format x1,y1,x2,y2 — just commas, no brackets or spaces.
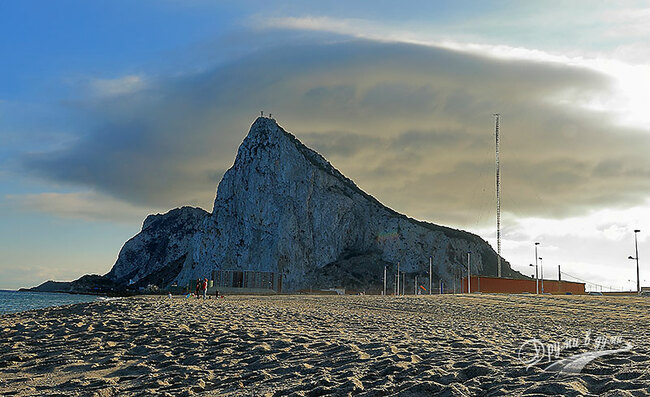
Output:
20,36,650,228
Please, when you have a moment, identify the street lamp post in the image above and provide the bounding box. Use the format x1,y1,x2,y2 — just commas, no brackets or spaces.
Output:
534,242,540,294
539,257,544,294
628,229,641,294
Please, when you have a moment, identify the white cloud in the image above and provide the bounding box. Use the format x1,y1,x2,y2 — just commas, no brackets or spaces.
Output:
473,203,649,291
511,205,647,243
21,36,650,225
603,7,650,38
89,75,147,97
258,15,650,131
4,191,160,224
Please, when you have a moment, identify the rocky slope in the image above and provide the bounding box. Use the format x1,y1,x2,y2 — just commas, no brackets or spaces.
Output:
180,118,520,291
106,206,209,288
95,117,522,292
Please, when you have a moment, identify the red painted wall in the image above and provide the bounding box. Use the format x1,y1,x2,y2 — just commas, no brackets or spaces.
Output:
461,276,585,294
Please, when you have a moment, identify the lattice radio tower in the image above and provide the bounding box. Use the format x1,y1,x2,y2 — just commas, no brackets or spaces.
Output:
494,114,502,278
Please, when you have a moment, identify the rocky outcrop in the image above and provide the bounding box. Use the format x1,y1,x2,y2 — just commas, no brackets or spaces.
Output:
26,275,120,295
106,206,209,288
102,117,522,292
178,118,521,291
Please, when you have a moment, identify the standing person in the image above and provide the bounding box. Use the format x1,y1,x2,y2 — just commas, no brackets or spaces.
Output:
202,278,208,300
195,278,201,299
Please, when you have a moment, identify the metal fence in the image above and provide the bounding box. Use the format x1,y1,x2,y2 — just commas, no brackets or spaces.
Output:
211,270,281,292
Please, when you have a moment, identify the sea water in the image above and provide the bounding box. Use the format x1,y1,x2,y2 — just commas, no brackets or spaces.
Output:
0,290,98,314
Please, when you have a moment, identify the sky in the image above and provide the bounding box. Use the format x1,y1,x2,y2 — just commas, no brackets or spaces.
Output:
1,0,649,291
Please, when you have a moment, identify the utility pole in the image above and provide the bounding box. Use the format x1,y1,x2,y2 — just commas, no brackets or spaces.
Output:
429,257,432,295
629,229,641,293
467,252,471,294
383,265,387,296
534,242,540,294
634,229,641,294
396,262,400,296
494,113,502,278
539,258,544,294
414,276,418,295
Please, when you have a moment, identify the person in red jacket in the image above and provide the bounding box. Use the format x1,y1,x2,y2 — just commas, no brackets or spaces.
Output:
202,278,208,299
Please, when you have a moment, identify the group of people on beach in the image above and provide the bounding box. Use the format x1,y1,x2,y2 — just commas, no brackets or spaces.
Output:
195,278,208,299
192,278,223,299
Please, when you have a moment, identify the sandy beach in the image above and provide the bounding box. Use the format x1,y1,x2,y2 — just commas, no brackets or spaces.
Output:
1,294,649,396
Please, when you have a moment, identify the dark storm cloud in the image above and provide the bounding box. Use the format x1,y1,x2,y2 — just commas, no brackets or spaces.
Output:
20,35,650,226
301,131,382,157
392,129,476,149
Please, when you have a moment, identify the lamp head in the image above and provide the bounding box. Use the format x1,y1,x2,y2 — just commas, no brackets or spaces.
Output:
629,256,635,260
634,229,641,233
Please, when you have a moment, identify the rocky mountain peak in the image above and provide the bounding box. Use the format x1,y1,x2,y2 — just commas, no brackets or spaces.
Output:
142,206,208,231
231,117,365,204
105,118,523,293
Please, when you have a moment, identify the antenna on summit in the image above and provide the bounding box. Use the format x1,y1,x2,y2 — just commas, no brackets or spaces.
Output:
494,113,502,278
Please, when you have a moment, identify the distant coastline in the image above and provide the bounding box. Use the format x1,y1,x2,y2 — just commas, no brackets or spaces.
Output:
19,274,132,297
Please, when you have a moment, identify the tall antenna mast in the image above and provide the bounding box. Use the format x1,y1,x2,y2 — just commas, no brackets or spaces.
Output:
494,114,502,278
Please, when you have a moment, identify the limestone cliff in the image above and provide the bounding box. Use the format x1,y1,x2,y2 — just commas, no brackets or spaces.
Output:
107,117,522,292
106,206,208,288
